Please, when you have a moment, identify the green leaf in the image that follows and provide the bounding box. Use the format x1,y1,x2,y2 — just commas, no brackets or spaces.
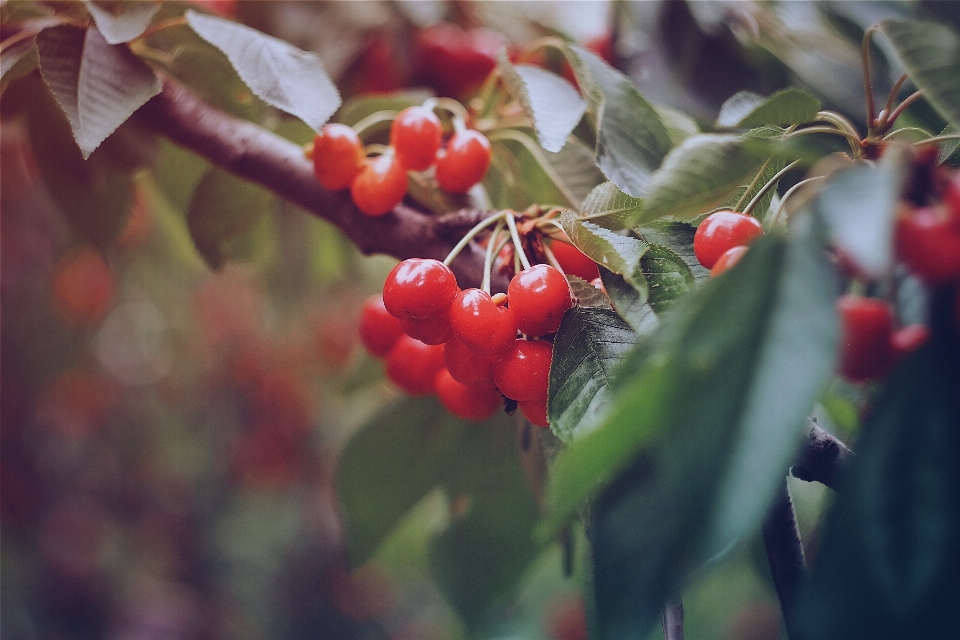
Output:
85,0,160,44
794,295,960,639
36,25,161,158
635,134,767,225
567,44,672,198
25,73,133,251
549,307,641,443
569,276,612,309
716,88,821,129
655,104,700,147
541,137,606,208
640,244,697,314
560,210,648,292
881,19,960,127
498,53,586,153
599,267,658,335
1,38,38,93
486,129,581,209
185,9,340,132
187,167,273,270
546,212,838,638
576,181,644,231
816,147,909,278
634,221,709,284
936,124,960,165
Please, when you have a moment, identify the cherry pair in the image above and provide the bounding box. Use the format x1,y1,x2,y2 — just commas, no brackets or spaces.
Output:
693,209,764,276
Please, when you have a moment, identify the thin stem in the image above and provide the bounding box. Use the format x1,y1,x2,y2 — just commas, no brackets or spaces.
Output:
443,211,506,266
913,133,960,146
766,176,824,228
431,97,469,122
134,16,187,41
742,160,801,217
734,157,772,212
540,239,564,275
885,90,924,128
351,110,399,138
481,219,506,293
786,126,862,150
661,598,684,640
815,111,860,140
881,127,933,142
506,213,532,270
862,25,880,128
474,66,503,118
882,73,910,120
0,16,66,52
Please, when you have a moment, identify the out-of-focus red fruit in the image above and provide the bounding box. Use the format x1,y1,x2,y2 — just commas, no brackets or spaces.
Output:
413,23,511,99
836,294,895,383
443,337,497,385
190,0,237,18
545,594,589,640
36,370,116,439
710,245,749,277
399,313,453,345
891,323,930,359
385,335,445,396
359,294,404,358
51,245,115,327
433,369,501,421
231,428,300,490
349,33,406,95
519,397,549,427
194,265,265,349
551,239,600,281
585,31,615,65
895,205,960,285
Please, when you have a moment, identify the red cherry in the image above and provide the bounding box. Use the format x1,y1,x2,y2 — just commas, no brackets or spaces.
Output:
350,153,408,216
508,264,572,337
399,313,452,345
312,123,364,191
693,210,763,270
390,106,443,172
435,129,491,193
837,294,895,383
944,171,960,225
519,397,549,427
433,369,501,421
359,294,404,358
551,239,600,281
443,338,497,386
448,289,517,355
413,23,510,98
382,258,459,320
710,245,749,277
894,206,960,285
52,245,115,326
890,323,929,359
494,339,552,401
385,335,445,396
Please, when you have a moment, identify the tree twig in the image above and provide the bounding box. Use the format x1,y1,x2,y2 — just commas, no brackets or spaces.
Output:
661,598,684,640
761,479,807,638
790,419,854,491
136,77,501,289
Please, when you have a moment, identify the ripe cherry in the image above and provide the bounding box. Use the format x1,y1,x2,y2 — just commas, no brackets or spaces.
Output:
52,245,115,326
519,397,549,428
443,338,497,386
383,258,459,320
359,294,404,358
494,339,552,401
434,369,501,421
435,129,492,194
313,123,364,191
551,239,600,281
350,152,408,216
710,245,749,277
390,106,443,172
385,335,445,396
413,23,511,99
891,323,929,359
836,294,895,383
894,205,960,285
449,289,517,355
399,313,452,345
508,264,572,337
693,210,763,270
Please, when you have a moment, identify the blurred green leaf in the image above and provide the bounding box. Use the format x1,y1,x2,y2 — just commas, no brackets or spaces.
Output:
185,9,340,132
640,244,697,314
36,25,161,158
1,39,38,93
881,19,960,127
599,267,658,335
549,307,640,443
498,53,586,153
560,211,648,292
85,0,159,44
716,88,821,129
541,137,606,208
574,181,644,231
486,129,581,209
655,104,700,147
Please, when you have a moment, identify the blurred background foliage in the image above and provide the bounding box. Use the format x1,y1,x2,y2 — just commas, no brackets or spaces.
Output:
1,1,953,639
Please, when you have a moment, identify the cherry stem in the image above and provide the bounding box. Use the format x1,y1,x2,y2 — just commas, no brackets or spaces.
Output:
815,112,859,140
742,160,801,217
885,90,924,130
362,143,390,157
540,240,565,275
767,176,824,227
443,211,506,266
506,212,533,270
351,110,399,138
452,115,468,135
881,127,932,142
475,66,503,119
785,126,862,153
134,16,188,41
882,74,910,123
430,97,470,122
734,157,772,212
913,133,960,147
482,219,506,293
862,25,880,130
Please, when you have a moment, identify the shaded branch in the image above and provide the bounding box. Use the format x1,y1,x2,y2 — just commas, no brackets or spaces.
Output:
791,419,855,491
762,479,807,638
136,77,500,289
661,598,684,640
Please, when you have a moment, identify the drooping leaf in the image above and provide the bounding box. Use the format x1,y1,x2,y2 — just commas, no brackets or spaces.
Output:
816,147,909,279
655,104,700,147
36,25,161,158
599,267,658,335
566,44,672,198
187,167,273,271
634,221,708,284
541,137,607,208
640,244,697,314
185,9,340,132
498,53,586,153
486,129,581,209
635,134,768,225
561,211,648,292
575,181,644,231
85,0,160,44
881,19,960,127
549,307,640,443
794,291,960,640
716,88,821,129
545,211,838,639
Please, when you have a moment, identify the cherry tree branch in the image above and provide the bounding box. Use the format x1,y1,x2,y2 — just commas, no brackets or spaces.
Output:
762,479,807,638
136,77,499,289
791,420,854,491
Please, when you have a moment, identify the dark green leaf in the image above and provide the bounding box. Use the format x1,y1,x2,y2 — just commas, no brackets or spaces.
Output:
634,220,708,284
635,134,767,225
567,44,672,198
36,25,161,158
187,167,272,270
541,137,606,208
655,104,700,147
568,276,612,309
560,210,648,292
881,19,960,127
486,129,581,209
640,244,697,314
716,88,821,129
498,53,586,153
936,123,960,165
549,307,640,443
161,37,261,121
85,0,160,44
575,181,644,231
185,9,340,131
794,293,960,639
599,267,658,335
816,148,909,278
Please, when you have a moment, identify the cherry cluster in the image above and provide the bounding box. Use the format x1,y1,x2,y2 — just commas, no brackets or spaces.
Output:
312,104,492,216
359,255,573,426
